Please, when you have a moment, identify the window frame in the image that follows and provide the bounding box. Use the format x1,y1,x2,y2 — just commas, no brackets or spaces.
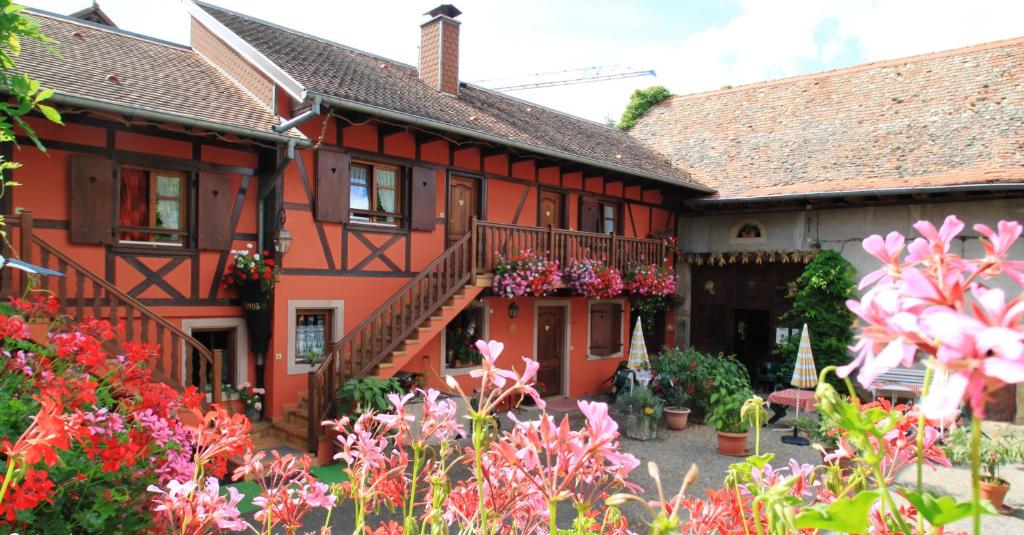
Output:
116,165,191,248
587,299,625,359
579,196,621,235
442,300,490,375
349,159,405,227
294,308,334,366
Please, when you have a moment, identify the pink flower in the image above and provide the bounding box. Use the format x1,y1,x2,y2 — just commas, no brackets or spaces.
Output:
975,220,1024,285
859,231,905,289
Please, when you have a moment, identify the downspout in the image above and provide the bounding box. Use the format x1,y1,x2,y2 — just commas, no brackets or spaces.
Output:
258,138,298,252
272,95,322,133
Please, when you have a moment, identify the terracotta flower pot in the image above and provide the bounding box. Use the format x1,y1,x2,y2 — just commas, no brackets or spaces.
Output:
716,430,749,457
664,407,691,431
980,478,1013,514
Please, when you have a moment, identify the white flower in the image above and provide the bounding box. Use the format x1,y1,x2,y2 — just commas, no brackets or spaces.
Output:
246,243,254,249
253,402,262,411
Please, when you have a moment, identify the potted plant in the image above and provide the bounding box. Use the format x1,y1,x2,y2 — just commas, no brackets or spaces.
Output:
615,386,662,441
237,383,265,422
707,387,752,456
337,376,403,416
944,426,1023,514
222,244,280,388
492,249,560,298
651,348,701,431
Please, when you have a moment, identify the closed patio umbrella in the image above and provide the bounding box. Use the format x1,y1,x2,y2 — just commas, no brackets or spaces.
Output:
782,323,818,445
627,317,652,386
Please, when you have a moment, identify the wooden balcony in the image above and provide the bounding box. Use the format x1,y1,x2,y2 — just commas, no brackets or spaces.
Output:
471,219,666,285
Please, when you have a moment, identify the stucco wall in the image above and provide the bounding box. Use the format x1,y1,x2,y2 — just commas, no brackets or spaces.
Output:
676,198,1024,421
679,199,1024,295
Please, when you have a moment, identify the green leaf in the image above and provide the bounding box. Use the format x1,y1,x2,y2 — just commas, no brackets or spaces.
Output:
794,491,879,533
899,489,997,526
36,103,61,124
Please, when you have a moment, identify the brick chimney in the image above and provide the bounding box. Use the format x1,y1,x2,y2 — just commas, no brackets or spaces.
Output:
419,4,462,95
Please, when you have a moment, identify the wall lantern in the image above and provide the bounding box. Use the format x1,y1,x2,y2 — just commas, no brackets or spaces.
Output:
508,302,519,319
275,226,292,257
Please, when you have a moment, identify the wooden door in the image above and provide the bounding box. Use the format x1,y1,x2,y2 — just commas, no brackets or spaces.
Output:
448,176,479,244
536,306,565,397
539,190,564,228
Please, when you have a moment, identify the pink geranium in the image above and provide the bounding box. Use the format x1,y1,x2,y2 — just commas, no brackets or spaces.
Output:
841,215,1024,419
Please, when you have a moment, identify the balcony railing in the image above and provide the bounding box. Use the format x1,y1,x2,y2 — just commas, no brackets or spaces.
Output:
471,219,666,275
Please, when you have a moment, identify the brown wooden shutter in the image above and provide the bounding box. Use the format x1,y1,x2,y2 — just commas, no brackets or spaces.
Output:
610,303,623,352
316,149,350,223
69,154,114,244
589,303,611,356
580,197,599,233
410,166,437,231
197,172,233,250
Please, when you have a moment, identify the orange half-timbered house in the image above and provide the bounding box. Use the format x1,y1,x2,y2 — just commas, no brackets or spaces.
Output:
8,4,710,456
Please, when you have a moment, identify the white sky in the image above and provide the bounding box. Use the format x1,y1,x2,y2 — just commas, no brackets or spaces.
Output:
19,0,1024,124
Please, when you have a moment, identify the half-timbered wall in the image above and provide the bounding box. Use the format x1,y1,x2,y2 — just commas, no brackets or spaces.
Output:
9,113,267,389
267,107,678,416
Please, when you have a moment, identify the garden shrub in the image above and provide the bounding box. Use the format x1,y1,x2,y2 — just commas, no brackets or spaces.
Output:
773,250,856,387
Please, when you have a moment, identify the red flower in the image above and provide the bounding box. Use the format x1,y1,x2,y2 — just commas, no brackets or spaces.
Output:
3,396,71,467
0,468,54,522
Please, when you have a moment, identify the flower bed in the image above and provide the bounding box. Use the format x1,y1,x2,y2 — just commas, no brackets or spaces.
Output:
492,249,560,297
563,258,624,299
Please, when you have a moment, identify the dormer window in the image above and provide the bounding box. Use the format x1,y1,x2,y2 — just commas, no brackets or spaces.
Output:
730,220,766,245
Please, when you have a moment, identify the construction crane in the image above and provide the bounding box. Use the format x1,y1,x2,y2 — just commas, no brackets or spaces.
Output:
474,65,655,92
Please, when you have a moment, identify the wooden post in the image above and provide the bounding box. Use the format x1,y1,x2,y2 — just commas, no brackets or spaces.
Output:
19,211,32,295
470,217,478,274
307,371,318,453
211,349,223,405
548,224,555,258
610,232,618,269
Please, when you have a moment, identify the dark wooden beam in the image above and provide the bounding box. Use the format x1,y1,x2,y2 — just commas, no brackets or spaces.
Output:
378,124,407,138
482,146,506,158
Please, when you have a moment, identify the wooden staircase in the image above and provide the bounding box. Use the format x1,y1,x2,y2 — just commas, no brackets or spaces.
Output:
304,231,478,452
3,212,224,404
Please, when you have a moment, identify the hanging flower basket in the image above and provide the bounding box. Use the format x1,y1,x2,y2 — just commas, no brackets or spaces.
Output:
492,249,560,298
563,258,624,299
222,244,280,355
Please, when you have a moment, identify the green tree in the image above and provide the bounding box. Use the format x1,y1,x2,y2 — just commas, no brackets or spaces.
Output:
773,251,856,388
617,85,670,130
0,1,61,226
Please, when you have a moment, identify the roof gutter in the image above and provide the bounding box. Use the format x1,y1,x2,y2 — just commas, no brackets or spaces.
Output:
46,92,311,147
308,90,714,193
686,183,1024,207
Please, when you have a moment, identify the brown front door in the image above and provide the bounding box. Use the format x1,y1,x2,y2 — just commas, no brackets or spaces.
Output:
539,190,564,228
536,306,565,397
448,176,479,243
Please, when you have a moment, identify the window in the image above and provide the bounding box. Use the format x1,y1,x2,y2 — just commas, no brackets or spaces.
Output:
589,301,624,357
729,220,767,245
118,166,188,245
295,309,333,365
350,162,402,225
580,198,619,235
190,328,237,392
602,203,617,235
445,303,487,370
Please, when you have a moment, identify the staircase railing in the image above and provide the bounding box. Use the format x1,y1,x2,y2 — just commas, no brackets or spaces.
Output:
2,212,222,404
307,230,474,451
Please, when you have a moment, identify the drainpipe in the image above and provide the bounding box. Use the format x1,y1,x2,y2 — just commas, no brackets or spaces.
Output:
272,95,322,133
257,138,297,252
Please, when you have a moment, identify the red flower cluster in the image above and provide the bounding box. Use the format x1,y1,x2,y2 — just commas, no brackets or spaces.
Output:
222,244,278,292
0,297,199,531
624,262,677,296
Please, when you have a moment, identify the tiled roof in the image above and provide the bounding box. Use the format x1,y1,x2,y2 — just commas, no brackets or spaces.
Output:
630,38,1024,201
18,10,303,143
195,2,706,190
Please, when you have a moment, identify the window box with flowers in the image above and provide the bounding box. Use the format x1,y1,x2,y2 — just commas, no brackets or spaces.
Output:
221,244,280,391
625,262,677,343
563,258,624,299
491,249,560,298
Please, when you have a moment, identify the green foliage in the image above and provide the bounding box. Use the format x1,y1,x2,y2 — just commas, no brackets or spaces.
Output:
650,346,701,407
706,384,752,433
943,426,1024,482
629,294,668,345
899,490,997,526
614,386,663,422
773,251,856,388
337,376,403,415
617,85,671,130
795,415,839,450
0,0,61,151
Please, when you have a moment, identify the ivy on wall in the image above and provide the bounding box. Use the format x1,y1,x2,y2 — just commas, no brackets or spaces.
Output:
617,85,671,130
